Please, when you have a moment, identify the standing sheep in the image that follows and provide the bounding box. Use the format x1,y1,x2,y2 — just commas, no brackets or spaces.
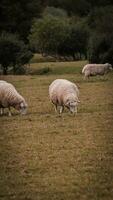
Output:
0,81,28,116
49,79,80,114
82,63,112,79
0,80,7,115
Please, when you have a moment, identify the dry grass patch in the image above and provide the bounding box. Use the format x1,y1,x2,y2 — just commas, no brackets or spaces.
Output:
0,68,113,200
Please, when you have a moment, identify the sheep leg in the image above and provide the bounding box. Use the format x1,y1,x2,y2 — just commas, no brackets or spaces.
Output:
55,105,57,112
0,108,4,115
59,106,64,114
84,73,90,81
8,107,12,116
86,76,89,81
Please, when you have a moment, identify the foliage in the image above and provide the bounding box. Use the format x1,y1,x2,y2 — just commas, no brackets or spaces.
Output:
58,22,89,59
48,0,113,16
1,0,113,64
0,0,45,41
29,16,69,55
9,65,27,75
88,33,113,64
88,6,113,64
0,32,33,75
29,16,89,60
48,0,90,16
87,6,113,34
42,6,68,18
30,66,51,75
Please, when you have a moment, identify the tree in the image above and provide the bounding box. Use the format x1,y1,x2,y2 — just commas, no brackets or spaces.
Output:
57,23,89,60
29,15,89,60
42,6,68,18
87,6,113,64
88,33,113,64
0,0,45,41
48,0,90,16
0,32,33,75
29,16,69,56
87,6,113,34
48,0,113,16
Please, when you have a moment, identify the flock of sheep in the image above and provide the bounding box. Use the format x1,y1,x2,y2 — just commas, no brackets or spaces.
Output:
0,63,112,116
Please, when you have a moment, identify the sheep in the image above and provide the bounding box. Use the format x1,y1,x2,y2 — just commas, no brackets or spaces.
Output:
82,63,112,79
0,80,7,83
49,79,80,114
0,80,7,115
0,81,28,116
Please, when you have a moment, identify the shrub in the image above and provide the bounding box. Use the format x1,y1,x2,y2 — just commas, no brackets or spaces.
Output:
0,32,33,75
30,67,51,75
87,6,113,64
29,16,89,60
88,33,113,64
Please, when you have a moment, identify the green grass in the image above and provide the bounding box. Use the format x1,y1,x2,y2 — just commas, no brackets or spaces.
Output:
28,60,88,75
0,61,113,200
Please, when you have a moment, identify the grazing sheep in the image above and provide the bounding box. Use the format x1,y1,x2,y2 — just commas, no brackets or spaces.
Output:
0,80,7,115
49,79,80,114
82,63,112,79
0,81,28,116
0,80,7,83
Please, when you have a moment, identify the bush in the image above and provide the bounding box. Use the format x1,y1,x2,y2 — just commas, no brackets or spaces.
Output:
29,16,89,60
10,65,27,75
87,6,113,64
30,67,51,75
29,16,69,55
0,32,33,75
88,33,113,64
42,6,68,18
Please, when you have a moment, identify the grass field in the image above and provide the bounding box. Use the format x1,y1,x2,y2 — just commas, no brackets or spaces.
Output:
0,61,113,200
28,60,88,75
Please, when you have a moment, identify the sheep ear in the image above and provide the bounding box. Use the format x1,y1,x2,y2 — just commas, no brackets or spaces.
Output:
77,100,80,103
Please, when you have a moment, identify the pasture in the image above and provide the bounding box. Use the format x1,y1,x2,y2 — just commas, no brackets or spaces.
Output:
0,61,113,200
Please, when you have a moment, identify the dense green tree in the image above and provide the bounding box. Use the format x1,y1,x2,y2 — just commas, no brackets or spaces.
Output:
48,0,90,16
88,33,113,64
87,0,113,7
57,22,89,60
29,15,89,60
87,6,113,34
42,6,68,18
0,32,33,75
48,0,113,16
88,6,113,64
29,16,69,56
0,0,45,41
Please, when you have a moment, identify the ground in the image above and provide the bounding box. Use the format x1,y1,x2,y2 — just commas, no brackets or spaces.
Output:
0,61,113,200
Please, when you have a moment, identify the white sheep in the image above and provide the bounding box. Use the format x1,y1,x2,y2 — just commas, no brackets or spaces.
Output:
0,80,7,115
49,79,80,114
82,63,112,79
0,81,28,116
0,80,7,83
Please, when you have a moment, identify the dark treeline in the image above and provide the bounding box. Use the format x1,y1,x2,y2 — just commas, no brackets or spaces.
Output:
0,0,46,40
0,0,113,74
48,0,113,16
